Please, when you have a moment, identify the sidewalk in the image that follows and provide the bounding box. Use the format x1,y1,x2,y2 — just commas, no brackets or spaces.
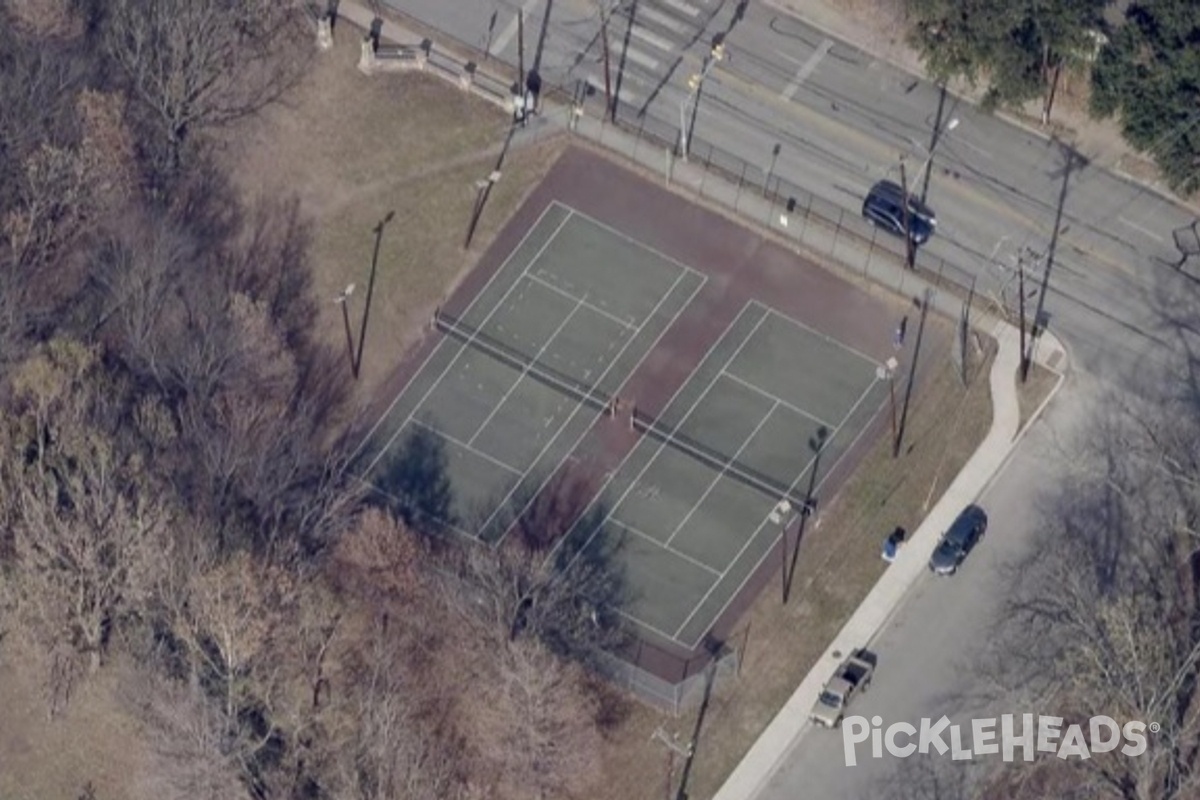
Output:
322,6,1068,797
710,323,1060,800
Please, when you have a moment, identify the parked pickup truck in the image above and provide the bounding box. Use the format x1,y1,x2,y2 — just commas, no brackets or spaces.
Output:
810,650,874,728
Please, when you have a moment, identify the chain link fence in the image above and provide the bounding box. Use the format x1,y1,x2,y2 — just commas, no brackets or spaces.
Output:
596,644,739,716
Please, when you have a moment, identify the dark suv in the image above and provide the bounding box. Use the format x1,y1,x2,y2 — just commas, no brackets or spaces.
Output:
861,180,936,245
928,505,987,575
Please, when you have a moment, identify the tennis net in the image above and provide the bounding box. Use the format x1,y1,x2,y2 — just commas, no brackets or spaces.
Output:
632,409,806,507
434,310,613,414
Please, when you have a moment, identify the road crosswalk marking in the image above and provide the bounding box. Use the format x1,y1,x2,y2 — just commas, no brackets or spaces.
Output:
660,0,701,17
618,43,661,69
638,6,686,30
587,75,644,107
490,0,542,57
781,38,833,100
629,23,674,51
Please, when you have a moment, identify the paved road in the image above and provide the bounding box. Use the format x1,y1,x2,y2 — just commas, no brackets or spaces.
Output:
387,0,1197,388
754,375,1097,799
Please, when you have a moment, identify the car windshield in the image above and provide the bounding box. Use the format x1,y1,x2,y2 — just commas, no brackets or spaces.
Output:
819,690,841,707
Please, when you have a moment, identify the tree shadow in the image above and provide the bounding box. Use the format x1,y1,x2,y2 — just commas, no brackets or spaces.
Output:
895,289,931,457
610,0,640,122
371,425,455,539
1028,141,1087,362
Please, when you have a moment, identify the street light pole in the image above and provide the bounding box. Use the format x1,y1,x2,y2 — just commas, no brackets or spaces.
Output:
878,357,899,451
334,283,357,379
764,142,781,197
678,36,726,161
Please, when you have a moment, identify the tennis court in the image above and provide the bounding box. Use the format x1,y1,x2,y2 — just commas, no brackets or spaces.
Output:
558,301,886,649
356,201,705,542
356,189,890,654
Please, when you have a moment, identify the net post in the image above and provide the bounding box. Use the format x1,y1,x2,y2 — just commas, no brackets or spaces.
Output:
431,305,440,330
628,402,636,432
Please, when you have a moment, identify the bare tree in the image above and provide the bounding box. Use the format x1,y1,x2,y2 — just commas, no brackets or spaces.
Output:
463,638,603,800
102,0,308,179
983,390,1200,799
445,471,627,664
1,338,168,680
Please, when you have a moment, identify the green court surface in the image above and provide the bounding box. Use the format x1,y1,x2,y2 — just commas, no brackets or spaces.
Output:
356,202,885,651
356,202,705,543
559,302,885,649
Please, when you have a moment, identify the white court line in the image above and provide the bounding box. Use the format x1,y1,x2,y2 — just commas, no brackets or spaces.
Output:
408,419,525,474
638,6,685,30
771,305,882,371
610,519,723,577
525,272,638,330
566,205,709,279
629,23,673,52
409,418,524,476
1119,215,1167,243
674,365,887,647
721,370,838,431
489,0,541,57
350,203,563,466
781,39,833,100
363,211,575,476
556,305,773,609
467,296,588,447
618,43,661,70
660,0,700,17
490,265,706,545
664,399,778,548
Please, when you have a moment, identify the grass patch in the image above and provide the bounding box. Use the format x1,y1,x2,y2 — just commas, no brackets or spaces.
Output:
228,30,566,407
591,330,998,800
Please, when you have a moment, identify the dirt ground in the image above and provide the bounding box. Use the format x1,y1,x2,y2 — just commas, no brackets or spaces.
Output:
766,0,1192,205
0,650,150,800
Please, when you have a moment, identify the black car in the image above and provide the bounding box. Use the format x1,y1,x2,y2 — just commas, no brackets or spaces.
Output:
861,180,936,245
928,505,987,575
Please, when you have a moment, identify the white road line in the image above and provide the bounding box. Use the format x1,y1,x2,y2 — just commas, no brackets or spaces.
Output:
588,74,643,106
638,6,684,30
660,0,700,17
781,38,833,101
953,136,994,160
629,23,674,52
1119,215,1166,243
489,0,541,57
619,43,661,70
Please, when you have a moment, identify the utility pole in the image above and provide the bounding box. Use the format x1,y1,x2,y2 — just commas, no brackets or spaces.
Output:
899,159,915,270
600,7,613,119
1018,255,1029,383
651,726,693,800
